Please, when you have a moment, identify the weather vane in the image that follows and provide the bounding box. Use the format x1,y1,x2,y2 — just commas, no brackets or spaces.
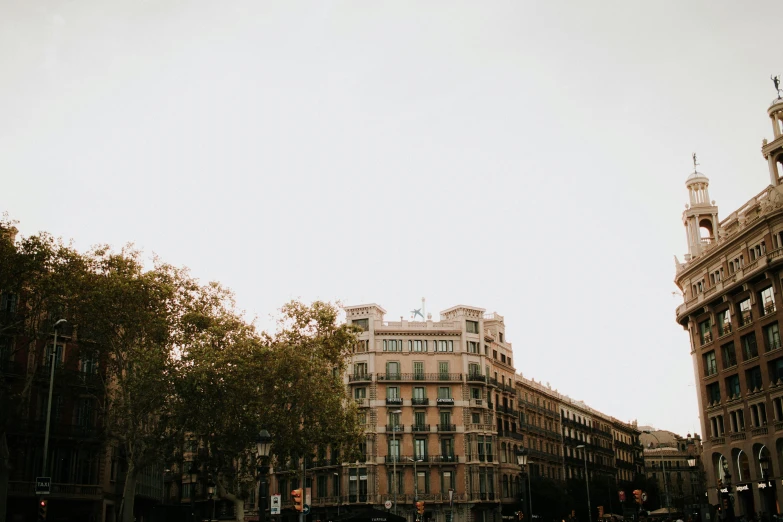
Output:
773,75,782,99
692,152,699,173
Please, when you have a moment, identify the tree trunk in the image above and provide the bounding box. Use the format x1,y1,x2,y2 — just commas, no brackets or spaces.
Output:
233,498,245,522
0,432,8,522
120,459,137,522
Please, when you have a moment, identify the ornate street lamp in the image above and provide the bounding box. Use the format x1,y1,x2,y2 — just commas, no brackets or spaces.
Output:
256,430,273,522
516,448,533,522
207,478,217,522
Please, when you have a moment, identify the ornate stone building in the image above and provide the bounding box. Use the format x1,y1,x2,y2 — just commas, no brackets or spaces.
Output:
674,94,783,517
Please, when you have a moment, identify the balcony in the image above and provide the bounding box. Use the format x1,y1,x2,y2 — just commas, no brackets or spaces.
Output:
411,424,430,432
701,333,713,346
470,398,484,407
436,398,455,406
411,398,429,406
377,373,463,382
384,455,411,464
385,397,403,406
429,454,457,463
378,373,403,381
764,302,777,317
437,424,457,432
740,311,753,327
386,424,404,433
752,426,769,437
467,373,486,383
349,373,373,382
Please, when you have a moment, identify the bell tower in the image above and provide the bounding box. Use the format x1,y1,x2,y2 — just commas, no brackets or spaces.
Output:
682,154,719,260
762,76,783,186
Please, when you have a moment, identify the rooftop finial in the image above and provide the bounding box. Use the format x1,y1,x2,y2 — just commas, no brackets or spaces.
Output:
773,75,781,99
692,152,699,173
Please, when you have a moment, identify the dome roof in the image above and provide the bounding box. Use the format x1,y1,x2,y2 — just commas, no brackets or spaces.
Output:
769,97,783,114
686,170,709,184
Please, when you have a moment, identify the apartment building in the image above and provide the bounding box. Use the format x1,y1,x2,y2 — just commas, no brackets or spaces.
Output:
674,94,783,517
639,429,704,514
265,302,646,522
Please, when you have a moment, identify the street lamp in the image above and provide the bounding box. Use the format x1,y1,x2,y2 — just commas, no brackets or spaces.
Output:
334,472,341,516
41,318,67,478
390,409,402,515
576,445,592,522
643,430,670,513
516,448,533,522
256,430,272,522
208,478,216,522
407,457,424,502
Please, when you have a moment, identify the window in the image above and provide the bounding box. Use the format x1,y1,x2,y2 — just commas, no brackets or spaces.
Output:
352,318,369,331
703,351,717,377
438,387,451,399
764,322,781,351
472,413,481,424
722,342,737,368
466,320,479,334
385,361,400,379
750,402,768,427
414,411,426,428
726,375,740,399
770,358,783,384
413,362,424,379
499,332,504,343
317,475,327,498
471,387,481,399
717,309,732,336
438,361,449,378
44,344,64,367
742,333,759,360
441,471,455,492
493,350,498,359
440,410,452,427
386,386,400,399
410,340,425,352
761,286,776,315
0,293,17,313
746,366,763,391
467,341,479,353
699,319,712,345
354,387,366,399
413,386,425,399
437,340,453,352
414,438,427,459
706,382,721,404
469,363,481,377
416,470,429,493
501,354,506,363
354,363,368,377
441,437,454,459
354,340,368,353
739,298,752,325
383,340,402,352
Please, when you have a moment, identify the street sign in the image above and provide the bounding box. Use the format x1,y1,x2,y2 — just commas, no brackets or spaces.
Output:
303,504,311,515
35,477,51,495
385,500,392,509
271,494,281,515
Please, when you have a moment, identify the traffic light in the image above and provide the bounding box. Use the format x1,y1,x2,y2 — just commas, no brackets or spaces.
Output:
598,506,604,518
417,501,425,515
633,490,643,505
292,489,304,511
38,499,48,521
517,511,524,520
722,498,729,510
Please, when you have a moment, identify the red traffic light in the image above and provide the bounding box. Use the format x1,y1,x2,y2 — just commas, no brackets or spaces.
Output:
40,501,46,506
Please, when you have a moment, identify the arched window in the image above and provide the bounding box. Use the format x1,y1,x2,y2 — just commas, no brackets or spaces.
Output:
501,443,507,463
503,475,509,498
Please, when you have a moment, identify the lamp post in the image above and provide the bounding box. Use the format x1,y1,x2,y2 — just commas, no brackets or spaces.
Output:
516,448,532,522
334,472,341,516
643,431,670,513
208,478,216,522
407,457,424,501
390,409,402,515
41,318,67,477
256,430,272,522
576,444,592,522
760,456,771,515
723,470,735,522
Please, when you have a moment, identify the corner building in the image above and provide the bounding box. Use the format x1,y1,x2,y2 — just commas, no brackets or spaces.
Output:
339,303,518,522
674,96,783,517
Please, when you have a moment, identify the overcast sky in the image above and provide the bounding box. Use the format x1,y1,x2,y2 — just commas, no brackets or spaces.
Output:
1,0,780,438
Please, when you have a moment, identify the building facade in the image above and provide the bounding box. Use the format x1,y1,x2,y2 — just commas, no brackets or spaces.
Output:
640,429,705,514
674,96,783,517
265,302,644,522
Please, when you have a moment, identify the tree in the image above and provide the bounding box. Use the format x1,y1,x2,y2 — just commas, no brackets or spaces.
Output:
177,300,364,521
0,217,88,522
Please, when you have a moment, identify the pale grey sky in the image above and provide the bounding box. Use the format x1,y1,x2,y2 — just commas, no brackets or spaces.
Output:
1,0,780,437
